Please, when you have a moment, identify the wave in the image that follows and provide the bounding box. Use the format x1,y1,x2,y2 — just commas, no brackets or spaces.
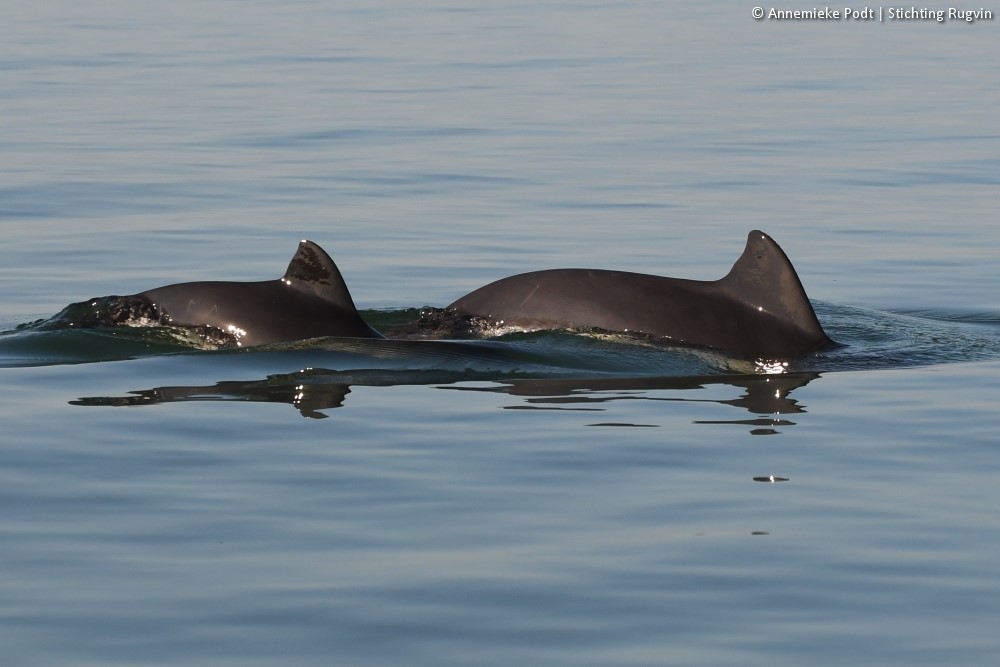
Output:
3,303,1000,377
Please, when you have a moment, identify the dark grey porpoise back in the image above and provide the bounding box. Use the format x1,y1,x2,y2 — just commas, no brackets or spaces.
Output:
448,230,834,359
141,241,383,347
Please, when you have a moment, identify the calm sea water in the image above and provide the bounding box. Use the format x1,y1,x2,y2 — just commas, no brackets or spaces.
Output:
2,2,999,665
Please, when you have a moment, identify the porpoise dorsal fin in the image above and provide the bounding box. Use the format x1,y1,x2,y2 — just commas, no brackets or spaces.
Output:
719,230,831,343
282,240,359,311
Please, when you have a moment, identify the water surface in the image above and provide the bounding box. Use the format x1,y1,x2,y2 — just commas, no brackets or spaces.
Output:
2,2,999,665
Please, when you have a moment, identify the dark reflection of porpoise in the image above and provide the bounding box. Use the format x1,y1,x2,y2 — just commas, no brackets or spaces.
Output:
445,373,816,431
72,377,352,420
71,371,819,425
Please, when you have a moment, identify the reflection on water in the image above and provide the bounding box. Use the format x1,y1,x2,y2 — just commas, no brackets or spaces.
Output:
448,373,815,431
445,373,812,407
71,369,820,430
72,375,352,420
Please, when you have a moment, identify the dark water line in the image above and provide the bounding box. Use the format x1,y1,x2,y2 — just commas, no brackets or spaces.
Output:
3,303,1000,374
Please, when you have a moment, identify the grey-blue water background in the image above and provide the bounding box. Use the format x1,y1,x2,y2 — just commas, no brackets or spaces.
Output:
2,3,1000,665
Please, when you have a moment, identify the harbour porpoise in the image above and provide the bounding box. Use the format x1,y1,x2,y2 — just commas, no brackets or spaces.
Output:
448,230,835,359
49,231,833,359
138,240,382,346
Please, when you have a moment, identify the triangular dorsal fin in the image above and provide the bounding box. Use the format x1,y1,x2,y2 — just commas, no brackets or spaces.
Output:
718,230,831,342
282,240,359,311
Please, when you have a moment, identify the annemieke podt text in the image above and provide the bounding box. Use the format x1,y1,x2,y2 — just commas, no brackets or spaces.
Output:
756,7,994,22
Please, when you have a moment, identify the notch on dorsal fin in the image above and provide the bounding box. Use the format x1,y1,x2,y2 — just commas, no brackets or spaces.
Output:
719,230,833,345
282,240,359,311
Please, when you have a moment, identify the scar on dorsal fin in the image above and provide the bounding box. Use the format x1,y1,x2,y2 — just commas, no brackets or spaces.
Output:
282,240,360,312
719,230,832,345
